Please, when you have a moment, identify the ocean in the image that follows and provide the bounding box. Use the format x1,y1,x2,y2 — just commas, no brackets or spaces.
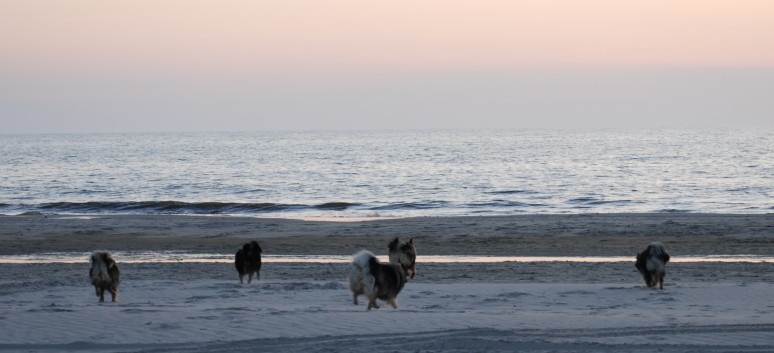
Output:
1,128,771,218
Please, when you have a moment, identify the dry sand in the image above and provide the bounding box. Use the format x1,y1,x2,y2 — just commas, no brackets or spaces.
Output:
1,213,773,352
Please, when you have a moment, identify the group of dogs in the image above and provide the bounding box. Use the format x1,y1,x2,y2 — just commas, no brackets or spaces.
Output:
90,239,669,309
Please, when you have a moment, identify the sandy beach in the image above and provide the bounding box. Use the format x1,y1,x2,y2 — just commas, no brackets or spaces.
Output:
1,213,773,352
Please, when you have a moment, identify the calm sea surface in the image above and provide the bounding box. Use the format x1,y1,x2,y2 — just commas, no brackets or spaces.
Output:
1,129,772,218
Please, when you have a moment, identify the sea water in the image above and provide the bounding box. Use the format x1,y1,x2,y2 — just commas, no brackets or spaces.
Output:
1,128,772,218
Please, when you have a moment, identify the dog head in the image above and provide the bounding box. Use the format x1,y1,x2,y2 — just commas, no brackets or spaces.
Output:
388,237,416,279
242,241,262,259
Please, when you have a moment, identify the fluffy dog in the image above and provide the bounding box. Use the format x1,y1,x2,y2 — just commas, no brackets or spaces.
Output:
89,251,120,302
388,237,417,279
235,241,262,284
635,242,670,289
348,250,406,310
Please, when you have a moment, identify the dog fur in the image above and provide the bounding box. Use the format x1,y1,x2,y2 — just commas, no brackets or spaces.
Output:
235,241,262,284
89,251,120,302
636,242,670,289
388,237,417,279
348,250,406,310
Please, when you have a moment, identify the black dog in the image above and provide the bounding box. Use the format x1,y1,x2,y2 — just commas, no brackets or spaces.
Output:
235,241,262,284
636,242,670,289
90,251,120,302
348,250,406,310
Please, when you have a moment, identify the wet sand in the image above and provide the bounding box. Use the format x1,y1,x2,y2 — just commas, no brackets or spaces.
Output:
1,213,773,256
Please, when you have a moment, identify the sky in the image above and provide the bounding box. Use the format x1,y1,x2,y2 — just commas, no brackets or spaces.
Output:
2,0,773,133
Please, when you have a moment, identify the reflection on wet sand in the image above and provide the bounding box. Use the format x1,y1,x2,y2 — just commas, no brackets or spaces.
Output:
2,252,774,264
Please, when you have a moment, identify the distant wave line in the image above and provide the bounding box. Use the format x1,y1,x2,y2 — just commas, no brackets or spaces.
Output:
0,199,704,216
1,201,370,215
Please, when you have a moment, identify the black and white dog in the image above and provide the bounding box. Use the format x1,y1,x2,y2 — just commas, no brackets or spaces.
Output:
89,251,120,302
348,250,406,310
235,241,262,284
388,237,417,279
635,242,670,289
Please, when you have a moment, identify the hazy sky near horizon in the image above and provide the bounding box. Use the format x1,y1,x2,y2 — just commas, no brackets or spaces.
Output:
2,0,773,133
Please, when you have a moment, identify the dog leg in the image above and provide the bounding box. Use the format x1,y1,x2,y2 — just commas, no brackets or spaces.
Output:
109,289,118,302
367,297,380,310
239,274,244,284
363,276,377,309
98,287,105,302
352,293,359,305
247,272,253,284
388,298,398,309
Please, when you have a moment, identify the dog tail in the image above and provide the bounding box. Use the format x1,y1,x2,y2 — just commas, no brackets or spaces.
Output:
352,250,376,271
349,250,376,291
648,242,670,263
368,255,381,276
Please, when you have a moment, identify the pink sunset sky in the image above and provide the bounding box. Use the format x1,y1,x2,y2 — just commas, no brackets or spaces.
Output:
2,0,773,132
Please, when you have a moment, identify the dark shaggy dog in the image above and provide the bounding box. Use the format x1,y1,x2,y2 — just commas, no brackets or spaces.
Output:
388,237,417,279
348,250,406,310
89,251,120,302
235,241,262,284
636,242,670,289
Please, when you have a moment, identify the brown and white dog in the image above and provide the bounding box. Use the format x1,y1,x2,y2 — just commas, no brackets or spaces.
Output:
635,242,670,289
348,250,406,310
388,237,417,279
235,241,262,284
89,251,120,302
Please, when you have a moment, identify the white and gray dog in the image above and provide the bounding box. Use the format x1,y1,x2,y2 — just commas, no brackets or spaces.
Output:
348,250,406,310
388,237,417,279
235,241,262,284
89,251,120,302
635,242,670,289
